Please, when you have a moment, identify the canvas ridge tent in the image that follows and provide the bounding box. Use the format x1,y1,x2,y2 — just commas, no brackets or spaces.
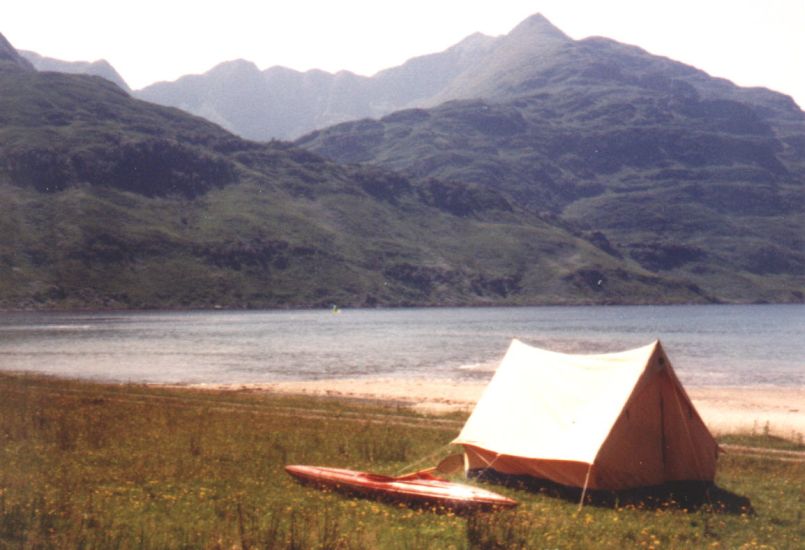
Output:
453,339,719,491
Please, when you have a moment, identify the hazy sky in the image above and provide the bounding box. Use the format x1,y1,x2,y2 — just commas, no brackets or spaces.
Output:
4,0,804,107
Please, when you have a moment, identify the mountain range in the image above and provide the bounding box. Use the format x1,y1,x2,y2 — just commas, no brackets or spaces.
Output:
129,16,595,142
297,15,805,303
3,25,709,310
2,14,803,308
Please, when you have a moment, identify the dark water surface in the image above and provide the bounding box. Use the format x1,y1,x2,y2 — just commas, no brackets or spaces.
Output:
1,305,802,387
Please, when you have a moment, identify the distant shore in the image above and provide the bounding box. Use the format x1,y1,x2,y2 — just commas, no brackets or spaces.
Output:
186,378,805,441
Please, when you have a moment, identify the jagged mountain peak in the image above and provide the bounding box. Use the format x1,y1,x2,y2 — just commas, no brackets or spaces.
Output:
507,12,571,42
420,13,573,104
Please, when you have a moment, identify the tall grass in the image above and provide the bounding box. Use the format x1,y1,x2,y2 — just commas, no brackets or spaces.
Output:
1,372,802,548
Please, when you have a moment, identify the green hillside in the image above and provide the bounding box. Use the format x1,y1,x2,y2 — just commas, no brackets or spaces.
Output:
0,36,709,310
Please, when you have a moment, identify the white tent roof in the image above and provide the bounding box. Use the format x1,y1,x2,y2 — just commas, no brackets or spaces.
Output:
453,339,659,464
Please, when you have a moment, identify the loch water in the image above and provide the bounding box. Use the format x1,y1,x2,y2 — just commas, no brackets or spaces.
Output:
0,305,803,387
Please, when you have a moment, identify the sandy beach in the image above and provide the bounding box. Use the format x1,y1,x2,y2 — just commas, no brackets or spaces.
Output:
196,378,805,440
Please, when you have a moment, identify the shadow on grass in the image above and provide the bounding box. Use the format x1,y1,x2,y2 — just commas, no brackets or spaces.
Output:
468,469,753,515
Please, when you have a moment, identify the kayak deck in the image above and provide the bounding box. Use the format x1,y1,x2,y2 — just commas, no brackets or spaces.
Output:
285,464,517,512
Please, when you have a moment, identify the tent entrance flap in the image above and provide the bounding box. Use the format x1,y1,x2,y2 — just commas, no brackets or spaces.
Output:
464,445,595,489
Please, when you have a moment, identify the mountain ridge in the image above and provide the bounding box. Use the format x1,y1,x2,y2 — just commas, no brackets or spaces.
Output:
16,18,802,141
133,16,564,140
19,49,131,92
132,13,802,142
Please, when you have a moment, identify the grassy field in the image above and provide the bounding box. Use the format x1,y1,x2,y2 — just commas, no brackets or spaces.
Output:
1,372,802,549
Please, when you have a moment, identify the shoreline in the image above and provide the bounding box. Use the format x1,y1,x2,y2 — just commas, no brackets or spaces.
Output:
3,369,802,440
188,377,805,440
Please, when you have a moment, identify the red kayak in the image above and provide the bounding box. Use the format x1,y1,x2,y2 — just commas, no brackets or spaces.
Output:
285,465,517,512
